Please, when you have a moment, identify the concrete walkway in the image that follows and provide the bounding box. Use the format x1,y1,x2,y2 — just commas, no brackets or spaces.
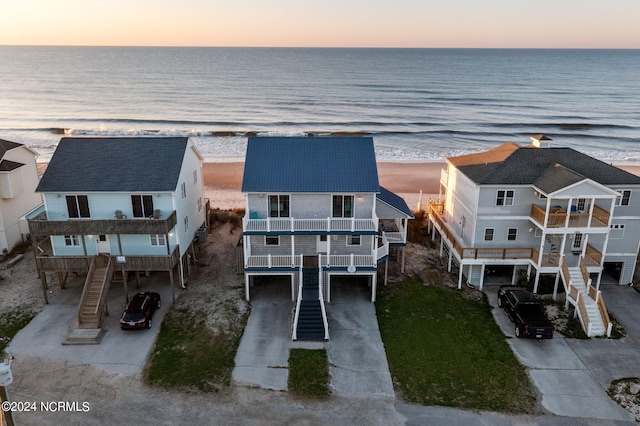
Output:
485,283,634,421
8,273,177,375
233,279,394,398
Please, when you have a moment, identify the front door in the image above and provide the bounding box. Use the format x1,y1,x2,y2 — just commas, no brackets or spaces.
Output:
317,235,328,254
96,234,110,254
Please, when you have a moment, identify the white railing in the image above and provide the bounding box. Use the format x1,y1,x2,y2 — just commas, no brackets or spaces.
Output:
243,215,378,233
318,257,329,340
245,254,301,268
321,253,375,267
383,231,404,244
376,234,390,262
292,255,304,340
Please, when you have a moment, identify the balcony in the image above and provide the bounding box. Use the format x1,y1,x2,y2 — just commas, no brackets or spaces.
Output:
244,253,379,270
243,215,378,235
28,210,178,237
34,240,180,272
530,204,610,229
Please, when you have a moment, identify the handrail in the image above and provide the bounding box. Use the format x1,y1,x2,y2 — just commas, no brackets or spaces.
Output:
94,257,113,320
292,254,304,340
77,257,97,325
318,255,329,340
243,215,378,233
596,291,613,337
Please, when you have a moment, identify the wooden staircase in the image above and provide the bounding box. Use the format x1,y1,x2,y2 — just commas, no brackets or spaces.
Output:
78,256,113,329
560,256,612,337
293,268,328,341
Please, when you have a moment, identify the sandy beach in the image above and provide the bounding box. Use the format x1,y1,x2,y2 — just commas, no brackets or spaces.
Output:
204,161,640,210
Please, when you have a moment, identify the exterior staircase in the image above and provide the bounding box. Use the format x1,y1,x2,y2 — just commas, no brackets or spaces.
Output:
67,256,114,345
293,267,328,341
561,256,612,337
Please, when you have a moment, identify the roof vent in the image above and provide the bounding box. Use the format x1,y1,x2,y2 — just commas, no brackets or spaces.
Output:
531,134,552,148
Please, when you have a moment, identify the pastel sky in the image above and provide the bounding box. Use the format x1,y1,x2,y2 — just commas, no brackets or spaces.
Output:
1,0,638,48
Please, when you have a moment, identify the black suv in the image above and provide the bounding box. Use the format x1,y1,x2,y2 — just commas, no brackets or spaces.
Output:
119,292,161,330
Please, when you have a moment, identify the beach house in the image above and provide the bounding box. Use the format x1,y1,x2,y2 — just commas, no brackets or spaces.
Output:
27,137,208,330
428,135,640,337
0,139,43,255
241,136,412,340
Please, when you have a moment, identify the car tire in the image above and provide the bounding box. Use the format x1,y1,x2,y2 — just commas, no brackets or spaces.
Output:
515,325,521,338
497,296,503,307
147,319,152,329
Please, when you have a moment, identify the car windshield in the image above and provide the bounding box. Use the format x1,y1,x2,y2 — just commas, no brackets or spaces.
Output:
122,312,144,321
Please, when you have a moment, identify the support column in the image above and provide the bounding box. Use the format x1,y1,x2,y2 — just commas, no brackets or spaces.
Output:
124,266,129,303
291,274,295,302
479,264,485,291
384,258,389,286
39,271,49,304
511,267,518,285
164,268,171,303
401,246,406,274
553,272,560,300
371,273,377,302
458,266,463,289
447,249,453,272
245,274,250,301
533,270,541,294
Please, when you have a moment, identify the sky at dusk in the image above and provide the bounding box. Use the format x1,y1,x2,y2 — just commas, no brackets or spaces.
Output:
1,0,639,48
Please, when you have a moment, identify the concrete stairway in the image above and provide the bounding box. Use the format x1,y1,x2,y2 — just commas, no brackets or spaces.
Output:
294,268,327,341
566,266,606,337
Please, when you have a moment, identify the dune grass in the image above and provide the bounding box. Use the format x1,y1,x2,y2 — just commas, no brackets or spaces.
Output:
376,277,537,413
0,305,36,354
145,306,248,392
288,348,330,399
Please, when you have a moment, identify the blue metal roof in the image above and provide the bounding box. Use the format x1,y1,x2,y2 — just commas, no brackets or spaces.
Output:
242,137,380,193
377,186,414,218
36,137,189,192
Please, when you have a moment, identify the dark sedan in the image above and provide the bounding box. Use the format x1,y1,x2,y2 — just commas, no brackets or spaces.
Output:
119,292,161,330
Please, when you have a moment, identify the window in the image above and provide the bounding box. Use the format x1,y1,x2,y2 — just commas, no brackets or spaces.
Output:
64,235,80,246
193,170,198,184
181,182,187,199
616,190,631,206
150,234,166,246
507,228,518,241
197,197,202,212
573,232,583,250
184,216,189,233
66,195,90,218
333,195,354,217
484,228,494,241
269,195,289,217
131,195,154,218
576,198,587,212
265,236,279,246
610,224,625,239
347,235,361,246
496,190,514,206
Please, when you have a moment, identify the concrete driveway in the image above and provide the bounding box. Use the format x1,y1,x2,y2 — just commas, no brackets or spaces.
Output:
484,283,634,421
8,272,178,375
233,276,394,398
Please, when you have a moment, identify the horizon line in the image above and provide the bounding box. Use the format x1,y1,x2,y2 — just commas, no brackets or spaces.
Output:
1,44,639,50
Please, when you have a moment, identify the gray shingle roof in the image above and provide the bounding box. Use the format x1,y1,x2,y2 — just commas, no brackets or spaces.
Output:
456,147,640,187
0,139,23,157
242,137,380,193
36,137,189,192
0,160,25,172
377,186,414,218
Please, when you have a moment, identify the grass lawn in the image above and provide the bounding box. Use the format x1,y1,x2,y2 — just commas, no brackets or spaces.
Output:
376,277,537,413
288,348,330,399
145,306,248,392
0,305,36,353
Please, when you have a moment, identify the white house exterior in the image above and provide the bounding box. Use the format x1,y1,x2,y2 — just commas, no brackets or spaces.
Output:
429,135,640,337
0,139,42,253
27,137,208,322
241,136,412,340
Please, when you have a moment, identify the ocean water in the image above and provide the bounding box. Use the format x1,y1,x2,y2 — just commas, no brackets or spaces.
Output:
0,46,639,163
